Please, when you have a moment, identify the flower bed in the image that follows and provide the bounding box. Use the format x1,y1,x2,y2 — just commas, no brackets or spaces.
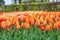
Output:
0,11,60,40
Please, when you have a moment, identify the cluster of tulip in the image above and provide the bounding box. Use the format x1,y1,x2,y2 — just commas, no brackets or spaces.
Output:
0,12,60,32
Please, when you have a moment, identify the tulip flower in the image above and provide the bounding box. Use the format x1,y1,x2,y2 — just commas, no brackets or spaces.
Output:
40,25,44,31
6,20,11,28
24,22,30,29
46,25,51,32
35,19,40,27
15,22,20,30
40,25,45,40
0,21,6,29
54,23,58,30
30,19,34,25
21,22,24,28
58,21,60,27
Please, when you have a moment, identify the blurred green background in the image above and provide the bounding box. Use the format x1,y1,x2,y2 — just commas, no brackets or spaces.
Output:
0,0,60,12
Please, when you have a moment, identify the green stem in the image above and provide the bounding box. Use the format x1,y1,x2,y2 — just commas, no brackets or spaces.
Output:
55,30,58,40
46,31,50,40
41,31,44,40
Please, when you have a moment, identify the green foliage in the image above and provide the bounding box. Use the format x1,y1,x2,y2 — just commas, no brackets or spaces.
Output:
0,2,60,12
0,25,60,40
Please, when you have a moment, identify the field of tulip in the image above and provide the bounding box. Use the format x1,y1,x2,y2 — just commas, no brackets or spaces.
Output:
0,11,60,40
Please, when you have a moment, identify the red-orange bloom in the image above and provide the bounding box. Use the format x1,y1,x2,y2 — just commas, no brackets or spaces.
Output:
40,25,44,31
58,21,60,27
17,16,21,21
54,23,58,30
0,16,6,22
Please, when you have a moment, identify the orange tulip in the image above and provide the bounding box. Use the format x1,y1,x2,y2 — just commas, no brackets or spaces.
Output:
54,23,58,30
49,18,53,24
15,21,20,30
21,22,24,28
24,22,30,29
0,21,6,29
40,17,44,24
46,25,51,32
35,19,40,27
30,19,34,25
6,20,11,28
43,20,47,25
50,23,52,28
26,18,30,23
10,17,15,26
21,16,26,22
45,16,49,22
54,18,58,22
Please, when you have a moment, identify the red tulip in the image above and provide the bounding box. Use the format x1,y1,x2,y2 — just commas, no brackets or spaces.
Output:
40,25,44,31
17,16,21,21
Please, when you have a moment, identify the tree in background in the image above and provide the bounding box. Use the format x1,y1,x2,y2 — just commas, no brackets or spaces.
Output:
13,0,21,4
32,0,35,2
14,0,17,4
53,0,54,2
41,0,43,2
0,0,5,6
56,0,58,2
18,0,21,4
